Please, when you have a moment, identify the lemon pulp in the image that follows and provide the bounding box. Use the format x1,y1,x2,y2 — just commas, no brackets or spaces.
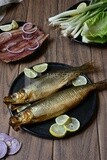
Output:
11,20,19,29
72,75,87,86
24,68,38,78
49,123,67,138
77,2,87,11
33,63,48,73
55,114,71,125
0,24,12,32
0,20,19,32
64,117,80,132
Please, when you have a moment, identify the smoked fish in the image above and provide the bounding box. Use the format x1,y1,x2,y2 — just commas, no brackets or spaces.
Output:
4,62,95,105
9,80,107,131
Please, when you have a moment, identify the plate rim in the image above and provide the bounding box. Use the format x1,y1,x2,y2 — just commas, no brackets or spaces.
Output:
8,62,97,139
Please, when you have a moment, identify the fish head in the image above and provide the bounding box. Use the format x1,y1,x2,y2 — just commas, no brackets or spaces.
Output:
9,109,33,131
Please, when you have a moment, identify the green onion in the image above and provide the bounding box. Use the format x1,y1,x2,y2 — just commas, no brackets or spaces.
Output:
48,1,107,39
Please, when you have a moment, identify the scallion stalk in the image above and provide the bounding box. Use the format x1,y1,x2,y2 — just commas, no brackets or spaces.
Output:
48,1,107,39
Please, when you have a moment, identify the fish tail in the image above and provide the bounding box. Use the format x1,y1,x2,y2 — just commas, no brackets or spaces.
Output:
93,80,107,90
78,62,97,73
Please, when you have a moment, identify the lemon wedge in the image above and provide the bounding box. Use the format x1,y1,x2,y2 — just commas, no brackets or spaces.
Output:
24,68,38,78
33,63,48,73
0,20,19,32
64,117,80,132
72,75,87,86
55,114,71,125
49,123,67,138
0,24,12,32
77,2,87,11
11,20,19,29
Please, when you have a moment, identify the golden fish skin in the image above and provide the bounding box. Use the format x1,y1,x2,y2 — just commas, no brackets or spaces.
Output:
11,103,31,113
4,62,95,105
9,80,107,131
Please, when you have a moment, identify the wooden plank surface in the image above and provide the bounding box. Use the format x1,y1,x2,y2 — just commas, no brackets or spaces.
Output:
0,0,107,160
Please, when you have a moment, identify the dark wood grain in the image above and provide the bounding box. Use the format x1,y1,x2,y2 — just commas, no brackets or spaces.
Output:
91,46,107,160
0,0,107,160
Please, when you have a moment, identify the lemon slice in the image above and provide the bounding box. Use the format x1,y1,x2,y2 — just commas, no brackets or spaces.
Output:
64,117,80,132
33,63,48,73
24,68,38,78
55,114,71,125
49,123,67,138
77,2,87,11
72,75,87,86
11,20,19,29
0,24,12,32
0,20,19,32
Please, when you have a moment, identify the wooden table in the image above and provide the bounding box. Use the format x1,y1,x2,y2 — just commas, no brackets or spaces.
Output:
0,0,107,160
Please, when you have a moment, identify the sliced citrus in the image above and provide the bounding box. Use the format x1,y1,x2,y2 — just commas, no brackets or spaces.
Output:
64,117,80,132
72,75,87,86
49,123,67,138
77,2,87,11
33,63,48,73
55,114,71,125
24,68,38,78
0,24,12,32
11,20,19,29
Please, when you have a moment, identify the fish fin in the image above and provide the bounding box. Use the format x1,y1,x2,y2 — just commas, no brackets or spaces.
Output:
79,62,98,73
93,80,107,90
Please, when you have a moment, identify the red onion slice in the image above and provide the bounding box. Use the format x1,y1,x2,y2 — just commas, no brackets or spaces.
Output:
7,42,16,47
0,141,7,159
0,32,12,37
6,42,24,54
22,22,33,30
28,40,39,50
0,133,22,156
22,34,33,40
22,22,37,34
6,138,22,155
0,133,13,141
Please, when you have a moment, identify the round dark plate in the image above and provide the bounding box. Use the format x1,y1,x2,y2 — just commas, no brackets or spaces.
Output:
68,1,107,46
0,21,47,63
9,62,97,139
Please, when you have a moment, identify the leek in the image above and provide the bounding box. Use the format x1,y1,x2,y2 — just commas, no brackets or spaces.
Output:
48,0,107,43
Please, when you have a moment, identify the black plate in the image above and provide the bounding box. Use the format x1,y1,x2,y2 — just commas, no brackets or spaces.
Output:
9,62,97,139
68,1,107,46
0,21,47,63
